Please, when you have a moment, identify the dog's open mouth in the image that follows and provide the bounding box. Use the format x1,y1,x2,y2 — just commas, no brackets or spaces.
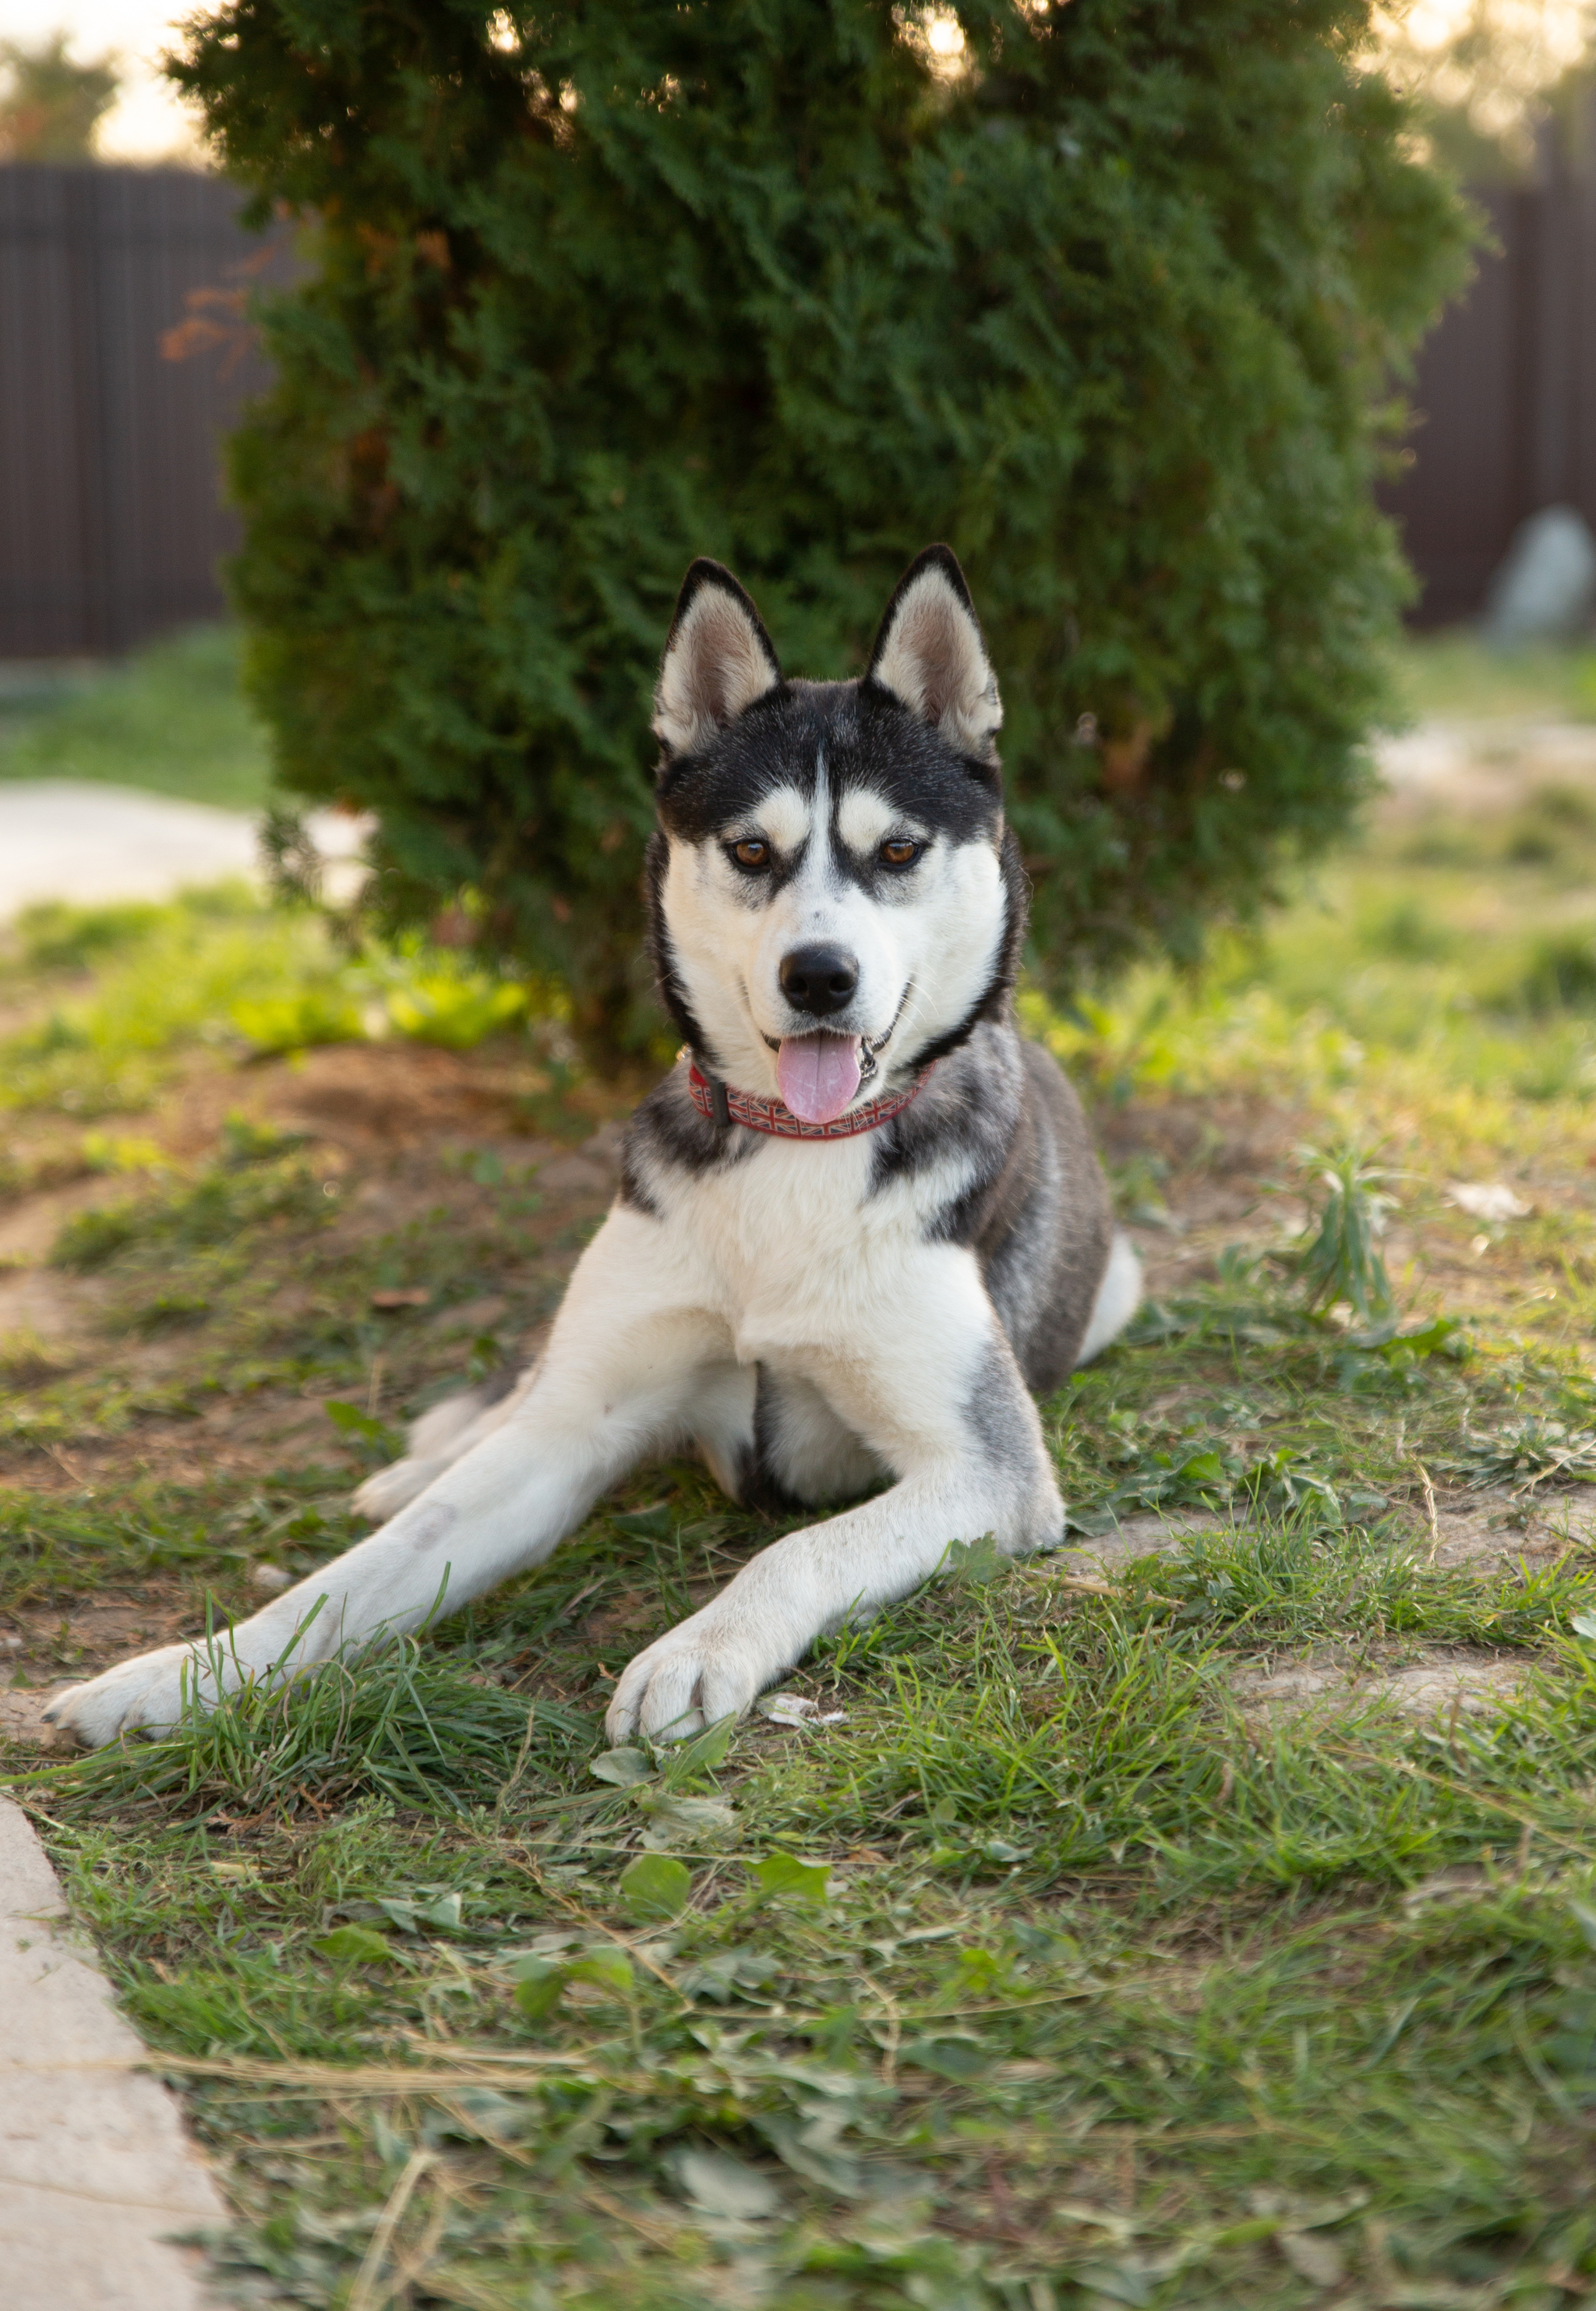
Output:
776,1034,861,1125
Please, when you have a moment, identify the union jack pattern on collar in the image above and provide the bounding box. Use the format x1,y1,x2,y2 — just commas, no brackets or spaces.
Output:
686,1058,935,1140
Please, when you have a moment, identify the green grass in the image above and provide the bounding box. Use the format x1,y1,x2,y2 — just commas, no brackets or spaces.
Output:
0,889,562,1131
0,626,272,811
19,1477,1596,2307
1389,627,1596,725
11,1147,1596,2304
0,889,343,1120
12,634,1596,2304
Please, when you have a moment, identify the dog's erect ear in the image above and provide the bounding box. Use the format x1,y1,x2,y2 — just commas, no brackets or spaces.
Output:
865,545,1002,757
653,560,782,758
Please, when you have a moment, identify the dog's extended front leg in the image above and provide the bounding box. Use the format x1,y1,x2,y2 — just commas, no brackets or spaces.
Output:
46,1210,731,1747
607,1254,1062,1742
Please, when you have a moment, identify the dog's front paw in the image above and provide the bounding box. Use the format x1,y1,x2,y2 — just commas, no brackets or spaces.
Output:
42,1643,207,1749
605,1608,786,1745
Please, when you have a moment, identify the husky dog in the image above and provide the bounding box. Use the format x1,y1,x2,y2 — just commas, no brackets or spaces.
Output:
47,548,1140,1751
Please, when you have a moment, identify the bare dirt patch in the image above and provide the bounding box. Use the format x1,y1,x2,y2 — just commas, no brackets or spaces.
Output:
1230,1649,1527,1723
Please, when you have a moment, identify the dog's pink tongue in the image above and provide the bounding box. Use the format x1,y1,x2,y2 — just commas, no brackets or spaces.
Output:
777,1034,862,1125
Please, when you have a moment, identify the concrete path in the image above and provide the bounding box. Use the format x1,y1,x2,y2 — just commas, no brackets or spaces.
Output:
1375,717,1596,816
0,1797,225,2309
0,782,259,917
0,780,369,920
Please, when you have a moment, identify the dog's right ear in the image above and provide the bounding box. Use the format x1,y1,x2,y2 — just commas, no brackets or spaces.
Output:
653,560,782,758
865,544,1001,758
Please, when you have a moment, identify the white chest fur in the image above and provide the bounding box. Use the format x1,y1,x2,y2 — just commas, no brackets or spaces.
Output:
647,1126,983,1372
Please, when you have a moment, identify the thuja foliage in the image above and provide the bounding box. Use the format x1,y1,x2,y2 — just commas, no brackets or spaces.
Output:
175,1,1469,1057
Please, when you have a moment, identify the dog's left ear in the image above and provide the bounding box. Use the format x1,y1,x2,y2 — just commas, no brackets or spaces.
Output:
865,545,1002,758
654,559,782,758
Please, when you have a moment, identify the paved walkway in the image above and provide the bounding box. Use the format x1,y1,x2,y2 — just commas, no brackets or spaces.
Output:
0,783,259,917
0,1798,225,2309
0,780,367,920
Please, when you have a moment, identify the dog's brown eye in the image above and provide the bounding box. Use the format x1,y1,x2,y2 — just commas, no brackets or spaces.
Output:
733,839,769,869
880,839,920,868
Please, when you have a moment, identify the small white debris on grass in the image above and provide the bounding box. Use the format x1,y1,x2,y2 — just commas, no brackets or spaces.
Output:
758,1692,848,1727
249,1564,293,1594
1447,1182,1533,1222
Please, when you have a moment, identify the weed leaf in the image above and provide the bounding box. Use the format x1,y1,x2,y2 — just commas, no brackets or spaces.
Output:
662,1715,735,1786
671,2147,782,2221
313,1924,393,1966
751,1852,830,1904
512,1958,567,2021
900,2034,992,2082
589,1746,655,1786
617,1853,691,1921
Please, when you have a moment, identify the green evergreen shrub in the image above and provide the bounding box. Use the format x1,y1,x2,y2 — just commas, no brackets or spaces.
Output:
177,1,1469,1059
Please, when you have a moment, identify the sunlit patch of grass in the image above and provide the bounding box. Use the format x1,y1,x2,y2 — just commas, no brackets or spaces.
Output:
0,888,340,1117
0,890,562,1115
50,1145,330,1274
1023,826,1596,1172
1389,627,1596,724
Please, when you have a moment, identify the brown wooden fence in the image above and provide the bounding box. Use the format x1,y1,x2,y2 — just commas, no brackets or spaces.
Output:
2,161,1593,654
0,164,286,659
1386,173,1596,626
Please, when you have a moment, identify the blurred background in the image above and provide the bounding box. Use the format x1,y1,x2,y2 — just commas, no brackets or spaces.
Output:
6,2,1596,908
7,3,1596,1120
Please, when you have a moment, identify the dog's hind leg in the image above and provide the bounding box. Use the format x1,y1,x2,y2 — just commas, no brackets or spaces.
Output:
352,1353,544,1523
693,1363,758,1502
45,1209,728,1748
754,1371,887,1507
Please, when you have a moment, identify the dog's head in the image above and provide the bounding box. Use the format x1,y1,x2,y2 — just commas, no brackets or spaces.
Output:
647,546,1026,1119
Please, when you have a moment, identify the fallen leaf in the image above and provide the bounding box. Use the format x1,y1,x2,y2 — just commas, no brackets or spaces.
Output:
759,1691,817,1724
588,1746,655,1786
314,1924,393,1966
637,1794,737,1848
900,2034,992,2082
759,1691,850,1729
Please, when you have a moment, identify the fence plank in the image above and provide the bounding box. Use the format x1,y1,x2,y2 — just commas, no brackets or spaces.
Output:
1387,171,1596,625
0,164,285,659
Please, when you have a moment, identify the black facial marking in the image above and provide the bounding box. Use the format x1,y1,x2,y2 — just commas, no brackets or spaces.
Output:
646,674,1008,1041
644,829,709,1056
621,1054,760,1205
653,679,1001,855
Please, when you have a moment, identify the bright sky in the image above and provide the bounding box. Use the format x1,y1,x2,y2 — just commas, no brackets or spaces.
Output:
1,2,206,161
6,0,1595,167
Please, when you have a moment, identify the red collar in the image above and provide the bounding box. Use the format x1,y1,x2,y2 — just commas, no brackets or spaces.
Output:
687,1058,934,1140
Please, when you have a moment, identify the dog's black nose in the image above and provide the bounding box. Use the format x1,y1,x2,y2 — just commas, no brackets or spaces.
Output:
779,943,859,1017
